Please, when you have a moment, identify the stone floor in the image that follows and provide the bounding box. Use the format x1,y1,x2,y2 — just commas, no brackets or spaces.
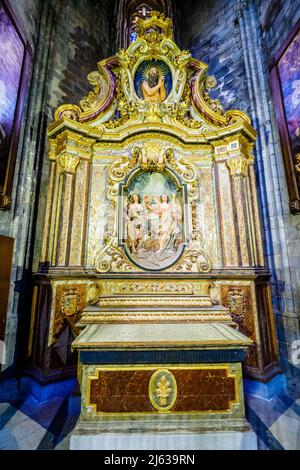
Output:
0,378,299,450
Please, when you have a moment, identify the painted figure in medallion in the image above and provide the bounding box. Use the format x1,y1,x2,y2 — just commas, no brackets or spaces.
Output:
124,171,184,270
141,66,167,102
126,193,144,253
143,195,160,249
159,195,176,251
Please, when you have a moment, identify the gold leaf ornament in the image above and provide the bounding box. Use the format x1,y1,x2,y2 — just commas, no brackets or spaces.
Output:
156,375,171,406
149,369,177,412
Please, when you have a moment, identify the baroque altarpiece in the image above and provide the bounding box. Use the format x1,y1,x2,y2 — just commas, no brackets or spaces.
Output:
29,13,280,441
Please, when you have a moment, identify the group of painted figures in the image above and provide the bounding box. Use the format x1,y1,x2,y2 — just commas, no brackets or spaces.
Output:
126,193,183,256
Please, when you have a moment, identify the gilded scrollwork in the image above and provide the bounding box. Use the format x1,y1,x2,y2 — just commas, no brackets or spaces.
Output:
95,237,143,273
55,62,115,123
86,283,102,305
167,231,212,273
149,369,177,412
94,225,211,275
93,138,209,273
227,288,247,325
202,76,224,116
95,281,203,296
104,75,134,130
42,11,280,387
108,149,140,187
52,284,87,344
50,10,256,137
80,67,109,112
203,91,224,115
108,145,197,186
137,143,173,171
166,150,197,183
48,12,256,278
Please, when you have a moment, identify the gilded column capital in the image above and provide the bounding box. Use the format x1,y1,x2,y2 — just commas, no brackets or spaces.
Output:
227,156,249,177
58,152,80,175
49,128,96,162
49,129,96,175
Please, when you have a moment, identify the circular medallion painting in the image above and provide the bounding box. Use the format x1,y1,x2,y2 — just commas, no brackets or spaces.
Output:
122,170,185,271
134,60,172,102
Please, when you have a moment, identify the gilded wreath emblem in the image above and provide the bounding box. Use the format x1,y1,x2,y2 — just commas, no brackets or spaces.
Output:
149,369,177,412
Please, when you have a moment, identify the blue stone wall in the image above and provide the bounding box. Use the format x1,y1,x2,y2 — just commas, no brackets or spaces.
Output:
176,0,251,115
257,0,300,62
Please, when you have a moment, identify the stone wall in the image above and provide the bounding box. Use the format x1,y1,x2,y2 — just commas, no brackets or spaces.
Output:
0,0,116,371
0,0,42,238
8,0,41,49
176,0,250,115
0,0,42,372
176,0,300,390
47,0,114,111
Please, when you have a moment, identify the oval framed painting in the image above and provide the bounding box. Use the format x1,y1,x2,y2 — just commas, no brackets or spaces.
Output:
119,168,187,271
134,59,172,102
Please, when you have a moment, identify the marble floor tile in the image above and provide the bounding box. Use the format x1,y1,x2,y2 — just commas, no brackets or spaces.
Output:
0,403,17,430
246,394,286,428
0,403,10,414
19,395,64,429
4,410,47,450
269,411,300,450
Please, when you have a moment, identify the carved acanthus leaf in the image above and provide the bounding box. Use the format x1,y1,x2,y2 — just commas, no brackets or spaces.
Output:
95,238,142,273
166,231,212,273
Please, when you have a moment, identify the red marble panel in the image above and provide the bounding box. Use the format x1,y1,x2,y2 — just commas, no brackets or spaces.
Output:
173,369,235,412
89,368,237,413
90,370,153,412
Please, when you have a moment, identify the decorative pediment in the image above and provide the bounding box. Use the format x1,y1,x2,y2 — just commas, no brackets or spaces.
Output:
52,12,254,141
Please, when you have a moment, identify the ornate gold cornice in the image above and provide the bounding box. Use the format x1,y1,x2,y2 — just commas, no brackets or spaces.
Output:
48,128,96,175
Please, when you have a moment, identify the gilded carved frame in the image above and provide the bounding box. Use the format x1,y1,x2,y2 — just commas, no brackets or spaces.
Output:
118,165,189,271
94,144,212,274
